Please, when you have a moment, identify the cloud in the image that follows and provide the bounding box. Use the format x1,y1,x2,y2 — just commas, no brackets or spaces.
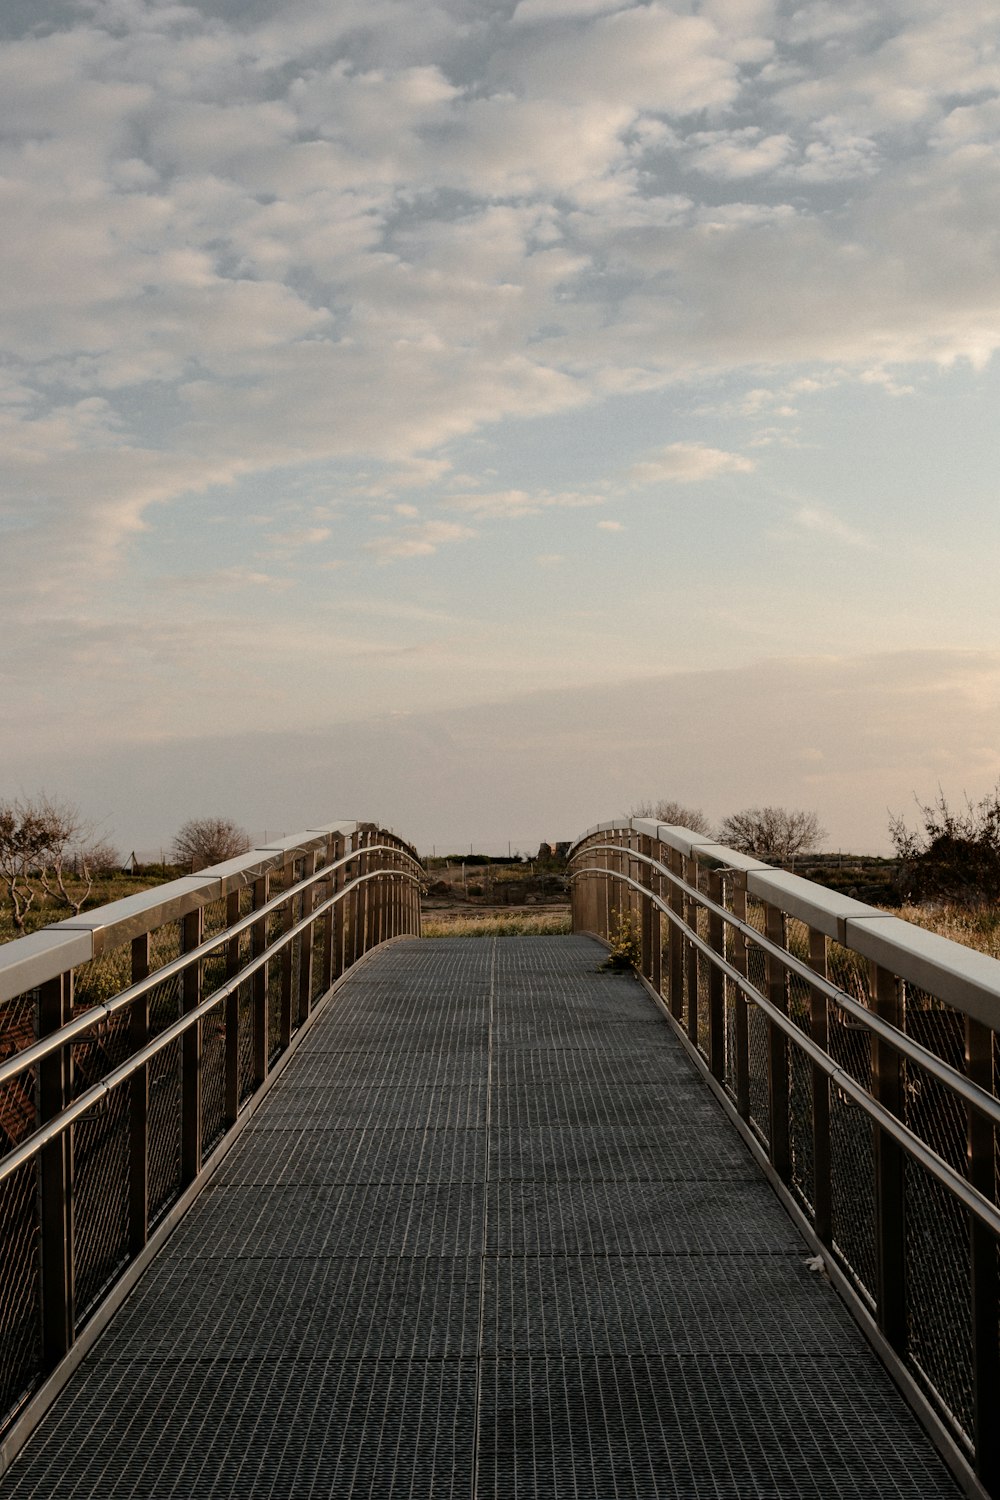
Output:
628,442,755,484
365,519,475,560
443,488,605,518
791,505,875,550
597,519,623,531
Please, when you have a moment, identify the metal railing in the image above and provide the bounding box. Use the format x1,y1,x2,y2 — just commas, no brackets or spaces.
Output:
570,818,1000,1499
0,819,422,1469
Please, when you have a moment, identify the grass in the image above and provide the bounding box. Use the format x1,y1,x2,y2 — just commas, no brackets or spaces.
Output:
896,901,1000,960
421,911,572,938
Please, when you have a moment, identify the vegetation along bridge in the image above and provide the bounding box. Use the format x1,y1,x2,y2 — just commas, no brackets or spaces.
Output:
1,819,999,1497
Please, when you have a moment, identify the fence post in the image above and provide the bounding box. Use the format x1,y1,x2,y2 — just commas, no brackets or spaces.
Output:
966,1016,1000,1492
808,926,832,1245
668,847,684,1020
685,854,699,1049
37,971,74,1365
650,840,663,998
252,873,269,1088
298,851,318,1026
321,836,337,992
639,835,653,981
223,889,241,1128
706,868,725,1081
730,872,751,1120
765,904,790,1182
872,962,906,1353
128,934,151,1256
180,907,204,1186
279,856,295,1050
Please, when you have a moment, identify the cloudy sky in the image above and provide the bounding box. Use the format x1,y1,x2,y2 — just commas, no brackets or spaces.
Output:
3,0,1000,853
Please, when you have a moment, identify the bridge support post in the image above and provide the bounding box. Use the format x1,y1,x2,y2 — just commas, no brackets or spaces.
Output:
37,971,75,1366
252,873,269,1088
224,890,241,1129
650,841,662,997
332,837,346,977
685,855,699,1048
966,1016,1000,1494
129,934,151,1256
180,906,204,1186
667,848,684,1020
707,869,725,1081
872,962,906,1352
730,873,751,1120
765,904,790,1183
808,926,833,1245
279,856,295,1051
639,835,654,983
298,851,319,1026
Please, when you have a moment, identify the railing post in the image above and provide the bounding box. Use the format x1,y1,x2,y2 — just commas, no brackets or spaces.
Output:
808,926,833,1245
650,840,663,998
765,903,790,1182
333,838,347,975
298,851,318,1025
639,835,653,981
730,872,751,1119
37,971,74,1365
667,848,684,1019
685,854,699,1048
966,1016,1000,1493
279,856,295,1050
128,934,150,1257
180,906,204,1186
321,836,338,992
706,868,725,1081
224,889,241,1128
252,873,269,1087
872,962,906,1353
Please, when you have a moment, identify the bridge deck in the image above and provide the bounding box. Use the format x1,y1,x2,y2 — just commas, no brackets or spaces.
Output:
1,936,961,1498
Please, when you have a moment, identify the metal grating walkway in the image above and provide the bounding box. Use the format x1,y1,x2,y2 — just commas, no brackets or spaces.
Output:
0,936,963,1498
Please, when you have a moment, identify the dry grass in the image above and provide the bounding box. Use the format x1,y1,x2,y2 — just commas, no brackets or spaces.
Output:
896,902,1000,960
421,910,572,938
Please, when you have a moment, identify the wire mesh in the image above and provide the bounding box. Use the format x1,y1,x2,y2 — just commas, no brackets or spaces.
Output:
237,976,257,1106
743,899,771,1138
0,1160,41,1426
903,987,968,1179
0,990,36,1153
830,1079,877,1301
904,1155,973,1439
200,997,227,1156
72,1074,130,1323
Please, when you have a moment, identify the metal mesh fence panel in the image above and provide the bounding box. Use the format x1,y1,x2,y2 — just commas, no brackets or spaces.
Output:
830,1079,876,1300
237,976,256,1106
788,1043,815,1213
0,1160,41,1429
200,998,227,1156
904,989,968,1178
904,1156,973,1440
742,910,770,1143
1,990,36,1153
148,1037,181,1225
72,1075,130,1323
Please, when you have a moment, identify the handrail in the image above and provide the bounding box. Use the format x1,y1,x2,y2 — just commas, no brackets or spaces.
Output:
576,846,1000,1131
0,865,420,1185
0,817,423,1467
0,844,420,1089
569,818,1000,1495
572,861,1000,1240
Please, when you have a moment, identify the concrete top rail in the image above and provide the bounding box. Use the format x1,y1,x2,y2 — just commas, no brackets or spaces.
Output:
570,817,1000,1032
0,819,420,1004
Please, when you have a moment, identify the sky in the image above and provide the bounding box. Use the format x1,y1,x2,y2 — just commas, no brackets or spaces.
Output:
3,0,1000,856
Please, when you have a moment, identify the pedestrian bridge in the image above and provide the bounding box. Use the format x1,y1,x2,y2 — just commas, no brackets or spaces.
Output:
0,820,997,1497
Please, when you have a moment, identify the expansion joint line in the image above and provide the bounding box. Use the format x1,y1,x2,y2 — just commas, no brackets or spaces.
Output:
472,935,496,1500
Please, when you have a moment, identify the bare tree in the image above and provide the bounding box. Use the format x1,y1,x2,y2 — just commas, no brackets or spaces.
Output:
0,794,107,930
717,806,826,863
629,799,713,836
172,816,251,870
